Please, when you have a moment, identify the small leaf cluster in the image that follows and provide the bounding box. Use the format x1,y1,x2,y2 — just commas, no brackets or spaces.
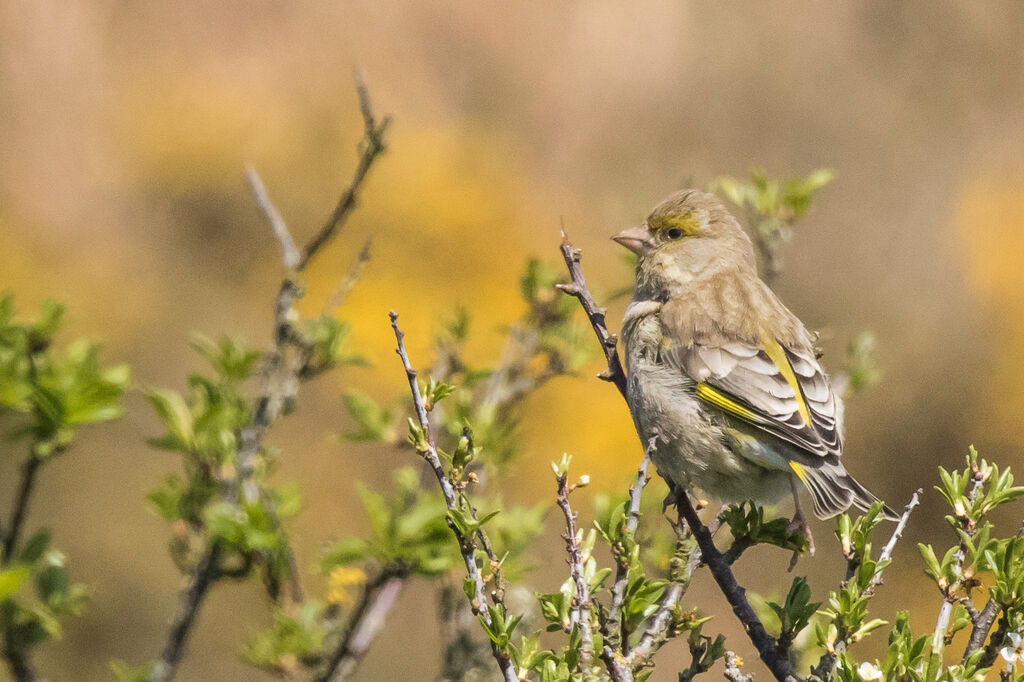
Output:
0,295,129,456
145,334,299,590
320,467,456,578
0,295,128,667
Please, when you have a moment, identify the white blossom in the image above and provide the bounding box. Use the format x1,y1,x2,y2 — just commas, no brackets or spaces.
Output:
1000,631,1023,664
857,661,883,681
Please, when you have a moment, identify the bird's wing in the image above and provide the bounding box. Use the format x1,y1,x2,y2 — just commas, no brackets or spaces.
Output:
660,336,842,466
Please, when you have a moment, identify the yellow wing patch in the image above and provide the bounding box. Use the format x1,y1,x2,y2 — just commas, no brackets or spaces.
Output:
789,461,808,483
761,339,811,424
695,383,760,421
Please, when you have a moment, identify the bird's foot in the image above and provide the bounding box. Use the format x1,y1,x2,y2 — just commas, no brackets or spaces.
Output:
787,510,815,571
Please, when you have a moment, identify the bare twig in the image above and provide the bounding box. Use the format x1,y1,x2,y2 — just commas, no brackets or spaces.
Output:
813,490,922,680
558,234,796,682
296,71,390,272
324,238,372,312
388,311,518,682
315,567,407,682
149,76,390,682
149,542,224,682
868,490,921,594
1,449,42,564
557,232,627,394
556,471,594,672
246,166,300,269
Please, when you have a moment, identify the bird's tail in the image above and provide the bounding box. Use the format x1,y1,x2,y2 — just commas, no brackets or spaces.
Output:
798,463,898,521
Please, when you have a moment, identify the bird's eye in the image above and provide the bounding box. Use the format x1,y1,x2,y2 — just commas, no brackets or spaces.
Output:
665,228,684,240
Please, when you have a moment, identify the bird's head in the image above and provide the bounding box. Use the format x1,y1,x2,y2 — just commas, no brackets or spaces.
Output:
613,189,756,293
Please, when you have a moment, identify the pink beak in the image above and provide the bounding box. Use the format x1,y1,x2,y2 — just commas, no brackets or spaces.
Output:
611,224,652,255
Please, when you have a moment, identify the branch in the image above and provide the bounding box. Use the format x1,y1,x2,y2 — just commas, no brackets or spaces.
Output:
296,71,390,272
388,311,518,682
626,511,694,668
933,467,987,655
315,567,406,682
149,76,390,682
557,233,797,682
557,232,627,394
867,490,921,594
963,520,1024,663
148,542,223,682
606,440,653,649
1,450,42,563
246,167,300,269
556,471,594,672
675,489,798,682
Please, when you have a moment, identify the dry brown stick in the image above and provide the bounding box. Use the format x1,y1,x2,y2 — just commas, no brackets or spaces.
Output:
388,311,518,682
556,470,594,672
148,75,390,682
557,233,797,682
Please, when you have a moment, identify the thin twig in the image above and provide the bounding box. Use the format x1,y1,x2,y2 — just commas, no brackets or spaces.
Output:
557,231,627,395
933,467,987,655
246,166,300,269
296,71,390,272
626,510,694,667
315,567,406,682
149,542,223,682
556,471,594,672
388,311,518,682
558,233,796,682
607,440,653,650
149,76,390,682
324,238,373,312
2,450,42,564
812,490,922,680
868,490,921,593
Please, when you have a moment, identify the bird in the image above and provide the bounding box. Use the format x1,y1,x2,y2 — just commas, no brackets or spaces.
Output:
613,189,897,547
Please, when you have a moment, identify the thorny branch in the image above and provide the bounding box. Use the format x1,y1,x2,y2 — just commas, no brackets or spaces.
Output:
148,75,389,682
557,232,798,682
388,311,519,682
555,470,594,672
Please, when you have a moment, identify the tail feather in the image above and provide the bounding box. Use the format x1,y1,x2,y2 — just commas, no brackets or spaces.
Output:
801,465,898,521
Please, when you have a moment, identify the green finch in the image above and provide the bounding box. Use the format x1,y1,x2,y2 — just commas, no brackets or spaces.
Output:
614,190,897,539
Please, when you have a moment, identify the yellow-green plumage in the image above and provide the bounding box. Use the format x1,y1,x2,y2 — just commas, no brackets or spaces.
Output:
615,189,896,521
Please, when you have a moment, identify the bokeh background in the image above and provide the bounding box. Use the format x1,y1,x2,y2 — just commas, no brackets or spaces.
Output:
3,1,1024,679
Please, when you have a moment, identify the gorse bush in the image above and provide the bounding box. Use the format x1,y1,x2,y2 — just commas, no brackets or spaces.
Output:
2,84,1023,682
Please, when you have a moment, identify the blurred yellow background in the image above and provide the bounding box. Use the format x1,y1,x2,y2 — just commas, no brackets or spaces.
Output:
2,2,1024,679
